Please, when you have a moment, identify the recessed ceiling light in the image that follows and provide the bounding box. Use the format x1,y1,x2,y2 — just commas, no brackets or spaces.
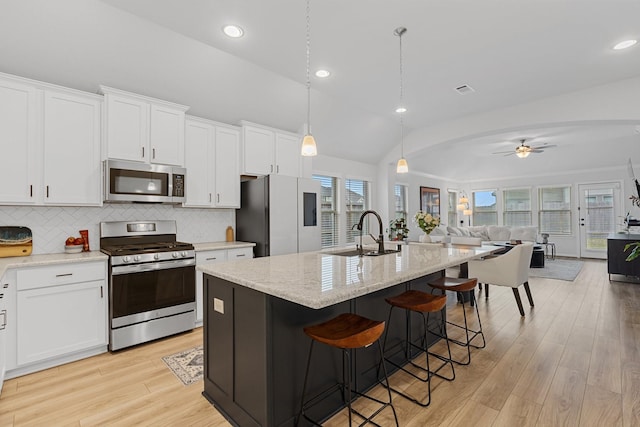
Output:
315,69,331,78
395,106,407,113
222,25,244,38
613,39,637,50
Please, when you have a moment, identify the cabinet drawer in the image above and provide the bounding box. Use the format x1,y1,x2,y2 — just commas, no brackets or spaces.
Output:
227,247,253,260
17,261,106,291
197,250,228,264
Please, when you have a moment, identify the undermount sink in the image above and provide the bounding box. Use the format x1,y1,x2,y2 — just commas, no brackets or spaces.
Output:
330,248,401,257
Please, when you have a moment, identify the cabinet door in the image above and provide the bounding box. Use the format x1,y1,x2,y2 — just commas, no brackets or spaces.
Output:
105,94,149,162
275,133,301,177
242,126,274,175
0,274,9,394
150,104,185,166
214,127,240,208
184,119,214,207
17,280,106,365
0,79,38,204
195,250,228,323
43,90,102,205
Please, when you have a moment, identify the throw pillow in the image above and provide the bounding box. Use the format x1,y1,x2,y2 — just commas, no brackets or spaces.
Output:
447,226,463,236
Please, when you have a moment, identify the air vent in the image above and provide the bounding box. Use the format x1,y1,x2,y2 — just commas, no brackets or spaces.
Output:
454,84,475,95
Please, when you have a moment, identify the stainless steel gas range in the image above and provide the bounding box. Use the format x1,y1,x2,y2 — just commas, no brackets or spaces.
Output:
100,220,195,351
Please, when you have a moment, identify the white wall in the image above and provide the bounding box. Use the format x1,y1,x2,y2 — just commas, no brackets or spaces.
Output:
0,205,234,255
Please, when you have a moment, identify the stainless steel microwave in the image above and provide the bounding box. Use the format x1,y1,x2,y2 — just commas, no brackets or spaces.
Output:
104,160,186,204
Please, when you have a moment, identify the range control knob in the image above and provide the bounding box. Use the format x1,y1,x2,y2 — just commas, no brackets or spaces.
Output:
172,252,179,259
122,256,131,263
154,253,160,260
133,255,140,262
181,251,187,257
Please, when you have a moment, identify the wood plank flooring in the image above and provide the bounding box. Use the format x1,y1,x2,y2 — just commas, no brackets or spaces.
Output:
1,259,639,426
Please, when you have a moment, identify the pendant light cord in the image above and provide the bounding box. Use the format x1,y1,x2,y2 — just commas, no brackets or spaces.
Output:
306,0,312,135
399,29,404,158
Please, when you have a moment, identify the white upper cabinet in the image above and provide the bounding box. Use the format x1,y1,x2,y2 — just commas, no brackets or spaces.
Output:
184,116,240,208
100,86,188,166
214,126,240,207
241,122,301,177
0,78,38,204
42,90,102,205
0,73,101,206
275,132,301,177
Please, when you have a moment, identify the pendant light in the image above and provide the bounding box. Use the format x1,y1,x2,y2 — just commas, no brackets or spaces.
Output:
395,27,408,173
300,0,318,156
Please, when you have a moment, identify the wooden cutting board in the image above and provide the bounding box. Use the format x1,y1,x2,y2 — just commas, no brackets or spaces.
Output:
0,226,33,257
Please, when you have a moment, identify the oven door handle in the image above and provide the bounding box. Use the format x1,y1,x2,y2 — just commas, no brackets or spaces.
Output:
111,258,195,275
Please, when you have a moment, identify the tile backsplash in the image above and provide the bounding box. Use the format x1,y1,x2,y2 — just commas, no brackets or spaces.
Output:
0,204,235,254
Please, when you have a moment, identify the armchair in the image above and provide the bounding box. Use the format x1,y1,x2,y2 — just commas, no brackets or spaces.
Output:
467,243,535,316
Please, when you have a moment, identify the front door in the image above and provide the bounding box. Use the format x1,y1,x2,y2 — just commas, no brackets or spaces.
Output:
578,182,622,259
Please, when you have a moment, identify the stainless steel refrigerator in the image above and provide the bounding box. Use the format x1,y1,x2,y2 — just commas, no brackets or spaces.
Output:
236,175,321,257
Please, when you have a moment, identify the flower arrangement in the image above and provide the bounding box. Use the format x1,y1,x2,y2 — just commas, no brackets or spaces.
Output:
413,211,440,235
388,218,409,240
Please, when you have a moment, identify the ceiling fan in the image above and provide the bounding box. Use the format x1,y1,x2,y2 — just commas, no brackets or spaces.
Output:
492,139,557,158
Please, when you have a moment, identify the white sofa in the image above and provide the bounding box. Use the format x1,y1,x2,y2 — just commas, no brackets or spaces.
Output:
431,225,538,245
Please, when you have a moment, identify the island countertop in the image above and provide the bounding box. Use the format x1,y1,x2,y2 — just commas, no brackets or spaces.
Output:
198,244,497,309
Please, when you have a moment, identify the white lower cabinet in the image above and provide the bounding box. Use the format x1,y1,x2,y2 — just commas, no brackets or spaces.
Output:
195,247,253,324
14,261,107,369
0,271,14,395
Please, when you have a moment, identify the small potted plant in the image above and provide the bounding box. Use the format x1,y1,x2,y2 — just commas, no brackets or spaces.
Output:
388,218,409,241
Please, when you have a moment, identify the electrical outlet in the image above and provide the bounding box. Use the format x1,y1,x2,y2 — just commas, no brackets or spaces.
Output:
213,298,224,314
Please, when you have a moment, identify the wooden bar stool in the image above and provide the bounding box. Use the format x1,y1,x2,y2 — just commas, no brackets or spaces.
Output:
427,277,485,365
380,290,455,407
297,313,398,426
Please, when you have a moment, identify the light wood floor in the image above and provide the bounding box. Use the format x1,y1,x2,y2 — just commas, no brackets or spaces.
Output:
1,259,639,426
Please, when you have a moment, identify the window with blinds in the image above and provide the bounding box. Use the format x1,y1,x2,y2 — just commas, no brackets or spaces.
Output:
472,190,497,225
394,184,408,220
503,188,532,226
345,179,369,243
312,175,338,248
448,190,457,227
539,186,571,234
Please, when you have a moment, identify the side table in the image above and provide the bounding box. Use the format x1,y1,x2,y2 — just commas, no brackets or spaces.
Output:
538,242,556,260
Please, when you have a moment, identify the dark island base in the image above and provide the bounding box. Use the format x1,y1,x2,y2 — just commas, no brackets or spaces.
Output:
203,271,446,427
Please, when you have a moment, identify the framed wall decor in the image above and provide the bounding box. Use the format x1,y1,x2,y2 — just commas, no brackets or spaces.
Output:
420,186,440,216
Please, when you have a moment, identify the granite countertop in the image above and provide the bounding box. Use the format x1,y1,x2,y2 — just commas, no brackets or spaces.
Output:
0,251,108,278
192,241,256,251
198,244,498,309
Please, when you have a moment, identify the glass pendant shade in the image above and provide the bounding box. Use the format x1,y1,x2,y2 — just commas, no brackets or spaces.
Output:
396,157,408,173
463,209,472,216
301,134,317,156
457,203,466,211
459,196,468,204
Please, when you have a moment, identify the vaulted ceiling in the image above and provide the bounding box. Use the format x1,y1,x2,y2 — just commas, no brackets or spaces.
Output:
2,0,639,180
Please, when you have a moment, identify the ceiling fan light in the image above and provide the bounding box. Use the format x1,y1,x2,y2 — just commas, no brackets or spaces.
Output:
516,150,530,158
396,157,408,173
301,134,317,156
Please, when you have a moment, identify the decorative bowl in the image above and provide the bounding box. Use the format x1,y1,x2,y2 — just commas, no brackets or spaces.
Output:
64,245,84,254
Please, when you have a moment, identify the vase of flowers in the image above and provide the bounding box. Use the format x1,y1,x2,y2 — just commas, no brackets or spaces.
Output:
413,211,440,243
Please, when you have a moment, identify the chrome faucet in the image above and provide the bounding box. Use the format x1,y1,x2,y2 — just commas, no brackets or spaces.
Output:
356,210,385,255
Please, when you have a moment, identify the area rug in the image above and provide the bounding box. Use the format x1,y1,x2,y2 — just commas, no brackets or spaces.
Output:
162,346,203,386
529,258,584,281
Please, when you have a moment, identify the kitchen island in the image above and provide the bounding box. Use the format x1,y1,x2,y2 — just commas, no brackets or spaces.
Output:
199,244,497,426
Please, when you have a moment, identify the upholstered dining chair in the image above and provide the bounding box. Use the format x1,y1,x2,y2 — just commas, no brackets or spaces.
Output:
467,242,535,316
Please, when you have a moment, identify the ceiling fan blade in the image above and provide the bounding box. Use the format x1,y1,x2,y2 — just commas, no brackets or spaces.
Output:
531,144,557,150
492,150,515,155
